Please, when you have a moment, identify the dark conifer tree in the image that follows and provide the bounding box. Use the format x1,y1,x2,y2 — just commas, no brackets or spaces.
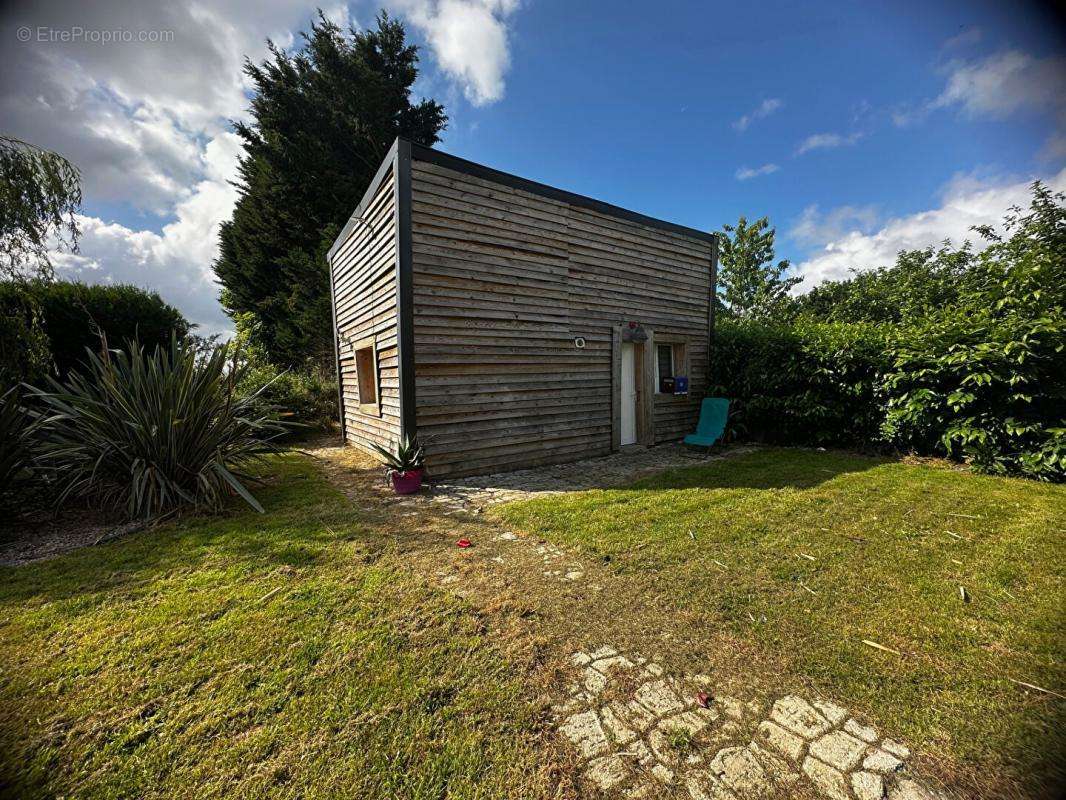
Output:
215,12,446,366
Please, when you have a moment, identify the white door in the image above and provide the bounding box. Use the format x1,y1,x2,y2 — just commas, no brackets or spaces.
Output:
620,342,637,445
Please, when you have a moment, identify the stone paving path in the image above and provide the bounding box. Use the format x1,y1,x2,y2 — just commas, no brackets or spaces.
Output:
555,644,946,800
311,440,747,590
311,443,953,799
422,444,755,513
413,444,754,588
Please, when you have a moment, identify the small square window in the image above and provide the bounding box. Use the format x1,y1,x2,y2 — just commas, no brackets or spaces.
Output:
353,339,378,412
656,342,687,394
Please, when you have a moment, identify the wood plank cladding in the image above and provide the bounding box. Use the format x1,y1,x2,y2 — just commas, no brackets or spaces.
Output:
330,163,401,456
408,157,713,478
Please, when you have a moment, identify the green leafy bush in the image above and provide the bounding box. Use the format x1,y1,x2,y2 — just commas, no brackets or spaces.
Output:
790,244,976,325
0,284,51,385
882,311,1065,480
30,337,288,519
223,310,337,435
712,319,890,447
0,386,41,509
0,279,189,381
236,360,337,434
881,183,1066,480
718,183,1064,481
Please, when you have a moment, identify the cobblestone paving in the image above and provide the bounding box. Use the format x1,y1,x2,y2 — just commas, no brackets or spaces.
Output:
556,644,946,800
414,444,754,587
422,444,755,514
311,440,750,589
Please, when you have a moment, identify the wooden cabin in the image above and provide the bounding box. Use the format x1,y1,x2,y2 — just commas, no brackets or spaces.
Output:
328,138,718,478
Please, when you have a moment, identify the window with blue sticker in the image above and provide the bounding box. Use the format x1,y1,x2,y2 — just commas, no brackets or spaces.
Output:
656,342,688,394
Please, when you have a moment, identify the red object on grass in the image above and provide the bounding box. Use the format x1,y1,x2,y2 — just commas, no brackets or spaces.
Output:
456,538,472,548
696,691,711,709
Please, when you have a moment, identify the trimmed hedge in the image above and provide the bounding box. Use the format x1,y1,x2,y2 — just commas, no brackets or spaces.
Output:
712,315,1064,480
711,320,890,448
0,280,189,383
0,286,51,385
0,386,39,509
882,309,1065,481
712,184,1065,481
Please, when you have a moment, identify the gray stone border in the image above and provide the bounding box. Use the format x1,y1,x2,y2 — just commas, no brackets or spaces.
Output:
555,645,947,800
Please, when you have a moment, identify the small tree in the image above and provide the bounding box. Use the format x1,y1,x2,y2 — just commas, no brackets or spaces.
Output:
0,136,81,281
717,216,801,319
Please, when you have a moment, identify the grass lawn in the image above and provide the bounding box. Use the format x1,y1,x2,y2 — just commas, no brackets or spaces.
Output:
2,446,1062,799
0,456,557,800
497,448,1066,797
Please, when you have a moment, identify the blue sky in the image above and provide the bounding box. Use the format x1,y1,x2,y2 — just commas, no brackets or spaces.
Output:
434,0,1064,271
3,0,1063,333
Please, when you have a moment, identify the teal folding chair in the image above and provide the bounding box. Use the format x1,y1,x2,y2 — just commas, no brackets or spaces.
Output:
684,397,730,448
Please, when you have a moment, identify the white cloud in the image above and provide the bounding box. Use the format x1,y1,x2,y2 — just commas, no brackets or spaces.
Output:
735,163,779,181
1,2,297,133
733,98,783,132
0,53,208,213
0,0,316,335
321,2,355,32
932,50,1066,119
1040,133,1066,162
795,131,863,155
942,27,982,50
891,105,928,129
895,49,1066,131
51,132,244,336
393,0,520,106
1,1,526,338
790,204,880,246
794,168,1066,289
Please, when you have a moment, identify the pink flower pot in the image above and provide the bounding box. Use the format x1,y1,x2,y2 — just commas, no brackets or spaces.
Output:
391,468,424,495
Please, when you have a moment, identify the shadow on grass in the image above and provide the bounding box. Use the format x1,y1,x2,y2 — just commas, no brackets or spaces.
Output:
630,446,892,491
0,457,392,607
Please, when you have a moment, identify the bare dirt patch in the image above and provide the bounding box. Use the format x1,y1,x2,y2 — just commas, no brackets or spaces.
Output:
0,508,146,567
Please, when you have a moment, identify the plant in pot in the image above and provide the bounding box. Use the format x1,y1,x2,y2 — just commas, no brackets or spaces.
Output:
371,435,426,494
